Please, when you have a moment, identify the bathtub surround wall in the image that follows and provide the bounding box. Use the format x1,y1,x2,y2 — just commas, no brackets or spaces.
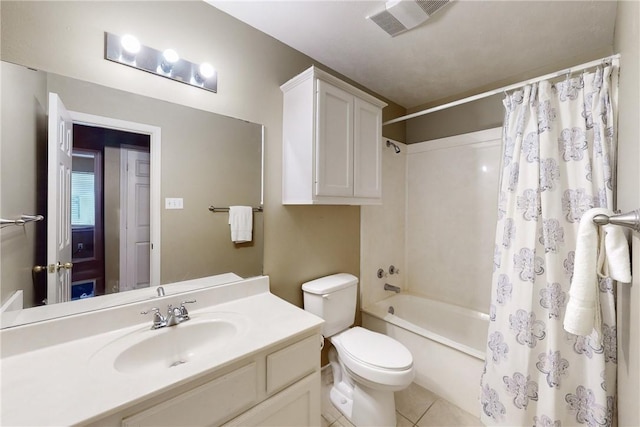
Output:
363,128,501,315
0,1,405,309
406,128,501,313
360,138,407,309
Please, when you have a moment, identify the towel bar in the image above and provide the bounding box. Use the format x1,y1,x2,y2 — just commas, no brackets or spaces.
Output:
0,214,44,227
208,206,263,213
592,209,640,232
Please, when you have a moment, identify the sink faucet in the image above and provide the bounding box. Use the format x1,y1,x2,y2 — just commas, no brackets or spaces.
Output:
141,307,167,329
166,300,197,327
141,300,196,329
384,283,401,293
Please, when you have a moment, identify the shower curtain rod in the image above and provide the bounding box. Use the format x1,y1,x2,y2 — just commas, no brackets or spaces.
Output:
383,53,621,126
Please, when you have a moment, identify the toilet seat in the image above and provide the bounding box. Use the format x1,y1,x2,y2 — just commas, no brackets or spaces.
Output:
331,327,414,388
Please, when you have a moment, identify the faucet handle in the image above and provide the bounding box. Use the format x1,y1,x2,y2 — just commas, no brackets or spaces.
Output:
141,307,167,329
179,300,197,319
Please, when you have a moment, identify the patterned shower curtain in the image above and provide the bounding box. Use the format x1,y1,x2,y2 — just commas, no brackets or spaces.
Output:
480,64,618,426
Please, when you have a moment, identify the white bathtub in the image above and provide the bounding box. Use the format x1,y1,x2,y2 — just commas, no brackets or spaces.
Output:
361,294,489,417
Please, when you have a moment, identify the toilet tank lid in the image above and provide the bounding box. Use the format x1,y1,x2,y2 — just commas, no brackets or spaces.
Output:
302,273,358,294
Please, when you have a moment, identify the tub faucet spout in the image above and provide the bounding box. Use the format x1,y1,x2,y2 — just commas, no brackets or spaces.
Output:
384,283,401,293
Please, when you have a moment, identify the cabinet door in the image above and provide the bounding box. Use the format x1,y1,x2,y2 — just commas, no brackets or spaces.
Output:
120,363,258,427
315,80,353,197
353,98,382,198
224,372,321,427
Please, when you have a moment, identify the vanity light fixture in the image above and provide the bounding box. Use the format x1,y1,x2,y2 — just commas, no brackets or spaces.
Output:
105,32,217,93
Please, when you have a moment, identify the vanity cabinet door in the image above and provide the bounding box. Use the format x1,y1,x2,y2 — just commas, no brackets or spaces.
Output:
120,362,258,427
266,334,319,394
223,371,321,427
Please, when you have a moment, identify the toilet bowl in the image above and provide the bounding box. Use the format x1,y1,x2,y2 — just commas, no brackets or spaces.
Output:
302,274,414,426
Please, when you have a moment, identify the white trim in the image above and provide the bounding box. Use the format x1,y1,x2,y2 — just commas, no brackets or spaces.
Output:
407,127,503,154
384,54,622,125
69,111,161,287
119,150,128,291
281,65,388,109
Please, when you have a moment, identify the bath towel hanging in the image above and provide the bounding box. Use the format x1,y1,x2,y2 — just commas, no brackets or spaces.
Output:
228,206,253,243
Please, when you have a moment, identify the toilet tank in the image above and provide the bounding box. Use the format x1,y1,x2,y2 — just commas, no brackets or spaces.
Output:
302,273,358,337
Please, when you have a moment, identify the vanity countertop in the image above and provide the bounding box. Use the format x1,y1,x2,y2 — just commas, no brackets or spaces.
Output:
0,276,323,426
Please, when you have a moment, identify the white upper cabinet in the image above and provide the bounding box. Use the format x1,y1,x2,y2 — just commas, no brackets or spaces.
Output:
281,66,386,205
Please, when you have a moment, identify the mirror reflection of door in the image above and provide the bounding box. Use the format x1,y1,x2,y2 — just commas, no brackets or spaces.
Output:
71,124,150,299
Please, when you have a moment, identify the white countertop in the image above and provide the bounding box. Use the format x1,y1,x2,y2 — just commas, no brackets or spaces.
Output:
0,276,323,426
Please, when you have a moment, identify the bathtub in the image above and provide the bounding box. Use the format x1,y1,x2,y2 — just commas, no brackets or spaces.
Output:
361,294,489,417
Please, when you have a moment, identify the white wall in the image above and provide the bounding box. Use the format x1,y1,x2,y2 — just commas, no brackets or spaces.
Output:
360,138,406,309
613,1,640,425
405,128,501,313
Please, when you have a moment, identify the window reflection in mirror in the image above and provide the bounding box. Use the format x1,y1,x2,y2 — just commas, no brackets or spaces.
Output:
71,151,97,261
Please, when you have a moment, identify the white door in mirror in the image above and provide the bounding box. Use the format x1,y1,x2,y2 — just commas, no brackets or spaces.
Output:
47,93,73,304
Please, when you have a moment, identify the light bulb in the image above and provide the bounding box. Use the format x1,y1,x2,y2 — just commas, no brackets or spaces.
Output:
160,49,180,73
198,62,215,79
162,49,179,64
120,34,141,54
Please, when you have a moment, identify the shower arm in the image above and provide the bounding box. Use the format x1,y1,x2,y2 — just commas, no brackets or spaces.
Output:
386,140,401,154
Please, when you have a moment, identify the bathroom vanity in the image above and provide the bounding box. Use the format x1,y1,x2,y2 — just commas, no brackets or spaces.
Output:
0,276,323,426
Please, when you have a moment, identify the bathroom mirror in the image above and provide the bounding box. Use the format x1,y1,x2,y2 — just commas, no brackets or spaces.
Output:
1,61,264,328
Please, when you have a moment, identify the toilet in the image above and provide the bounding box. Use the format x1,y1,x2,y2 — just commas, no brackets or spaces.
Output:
302,273,414,427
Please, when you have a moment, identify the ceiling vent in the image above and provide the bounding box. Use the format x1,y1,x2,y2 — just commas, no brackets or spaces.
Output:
367,0,451,37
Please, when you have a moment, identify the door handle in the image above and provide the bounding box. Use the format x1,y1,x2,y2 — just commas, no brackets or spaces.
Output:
33,265,48,273
33,263,73,273
56,262,73,271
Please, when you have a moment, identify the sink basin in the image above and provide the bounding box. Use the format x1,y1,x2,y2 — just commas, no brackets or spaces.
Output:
91,313,248,374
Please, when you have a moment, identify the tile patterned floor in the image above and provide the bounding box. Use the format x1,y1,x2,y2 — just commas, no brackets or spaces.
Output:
321,366,483,427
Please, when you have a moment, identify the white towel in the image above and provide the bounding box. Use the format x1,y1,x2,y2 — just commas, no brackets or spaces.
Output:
564,208,631,339
599,223,632,283
228,206,253,243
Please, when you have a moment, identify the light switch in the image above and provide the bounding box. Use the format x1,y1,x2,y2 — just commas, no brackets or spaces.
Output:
165,198,184,209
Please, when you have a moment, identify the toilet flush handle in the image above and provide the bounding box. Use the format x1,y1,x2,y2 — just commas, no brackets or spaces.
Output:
322,294,331,299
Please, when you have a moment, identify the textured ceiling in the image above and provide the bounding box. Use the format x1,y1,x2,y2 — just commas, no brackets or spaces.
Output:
208,1,617,109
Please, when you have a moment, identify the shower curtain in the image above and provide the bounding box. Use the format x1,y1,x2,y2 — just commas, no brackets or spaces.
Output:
480,64,618,426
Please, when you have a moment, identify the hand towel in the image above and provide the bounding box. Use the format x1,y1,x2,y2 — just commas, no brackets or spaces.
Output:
228,206,253,243
599,223,632,283
564,208,631,339
564,208,605,337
